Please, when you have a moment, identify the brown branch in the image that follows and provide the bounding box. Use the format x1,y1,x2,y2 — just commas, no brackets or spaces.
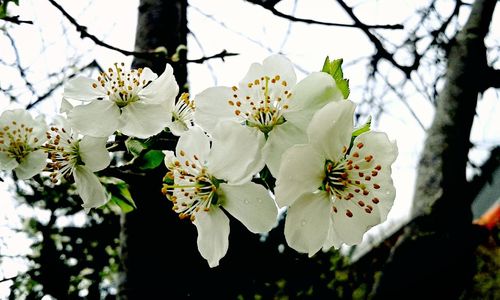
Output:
186,49,238,63
246,0,403,29
47,0,236,65
0,15,33,25
482,67,500,91
335,0,414,77
25,60,101,110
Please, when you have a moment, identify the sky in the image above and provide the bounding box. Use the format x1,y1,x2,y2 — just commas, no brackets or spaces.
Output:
0,0,499,297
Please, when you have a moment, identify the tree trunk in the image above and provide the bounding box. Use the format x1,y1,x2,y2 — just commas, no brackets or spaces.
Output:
372,0,497,298
117,0,192,298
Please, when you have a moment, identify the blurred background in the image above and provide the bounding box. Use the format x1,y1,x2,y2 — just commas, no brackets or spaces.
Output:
0,0,499,299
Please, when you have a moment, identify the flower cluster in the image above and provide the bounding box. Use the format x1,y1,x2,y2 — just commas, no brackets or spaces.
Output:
0,55,397,267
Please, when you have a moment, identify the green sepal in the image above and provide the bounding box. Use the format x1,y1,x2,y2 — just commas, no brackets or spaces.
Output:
321,56,350,99
125,138,147,158
352,116,372,139
138,150,165,170
101,177,137,213
0,0,20,18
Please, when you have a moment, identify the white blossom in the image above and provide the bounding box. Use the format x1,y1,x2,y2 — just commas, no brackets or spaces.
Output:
162,125,278,267
0,109,47,179
194,54,343,177
45,118,111,213
64,62,179,139
275,100,398,256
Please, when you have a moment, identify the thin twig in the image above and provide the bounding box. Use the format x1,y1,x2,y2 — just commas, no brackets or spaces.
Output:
246,0,404,29
0,15,33,25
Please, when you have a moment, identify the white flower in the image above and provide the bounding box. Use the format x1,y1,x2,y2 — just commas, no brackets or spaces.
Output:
166,92,195,136
45,117,111,213
194,54,343,177
162,125,278,267
275,100,398,256
0,109,48,179
64,62,179,139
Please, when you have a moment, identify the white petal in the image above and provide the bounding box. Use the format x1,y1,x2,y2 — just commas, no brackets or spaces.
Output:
194,87,238,133
353,131,398,167
14,149,47,179
176,126,210,166
208,121,265,184
163,150,177,169
68,100,120,137
119,102,169,138
79,136,111,172
285,72,343,130
193,206,230,268
262,122,307,178
74,165,108,213
139,67,158,82
284,192,331,257
64,76,106,101
307,100,355,161
275,144,325,208
138,64,178,105
166,117,190,136
262,54,297,86
239,62,264,87
322,223,342,252
219,182,277,233
331,197,380,246
60,98,74,114
348,131,398,221
0,153,18,172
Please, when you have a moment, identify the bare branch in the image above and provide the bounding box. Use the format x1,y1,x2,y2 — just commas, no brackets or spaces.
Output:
25,60,101,110
47,0,237,65
186,49,238,64
246,0,404,29
0,15,33,25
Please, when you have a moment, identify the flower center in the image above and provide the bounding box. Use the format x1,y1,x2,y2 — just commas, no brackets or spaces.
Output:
91,62,152,108
171,93,195,130
0,121,37,162
227,75,292,134
162,151,219,222
44,127,82,183
325,142,385,218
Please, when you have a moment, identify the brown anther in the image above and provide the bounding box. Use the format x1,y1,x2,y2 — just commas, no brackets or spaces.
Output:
372,197,380,204
341,172,348,179
342,146,347,154
180,150,185,156
235,110,241,116
357,142,364,149
354,165,360,170
233,94,238,98
228,100,234,106
232,86,238,91
363,190,369,196
375,165,382,170
373,184,381,189
236,101,241,107
365,176,371,181
346,210,353,218
364,155,373,162
92,83,97,88
365,208,372,214
333,206,338,213
354,188,360,193
371,170,378,177
352,152,359,158
358,200,365,207
359,172,364,177
367,205,373,210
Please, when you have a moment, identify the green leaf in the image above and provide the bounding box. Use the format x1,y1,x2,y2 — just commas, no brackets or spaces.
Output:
111,196,135,213
138,150,165,170
352,116,372,138
102,177,137,213
321,56,350,99
125,138,147,157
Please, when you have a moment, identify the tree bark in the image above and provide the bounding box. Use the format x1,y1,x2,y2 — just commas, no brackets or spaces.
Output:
117,1,191,298
372,0,497,298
